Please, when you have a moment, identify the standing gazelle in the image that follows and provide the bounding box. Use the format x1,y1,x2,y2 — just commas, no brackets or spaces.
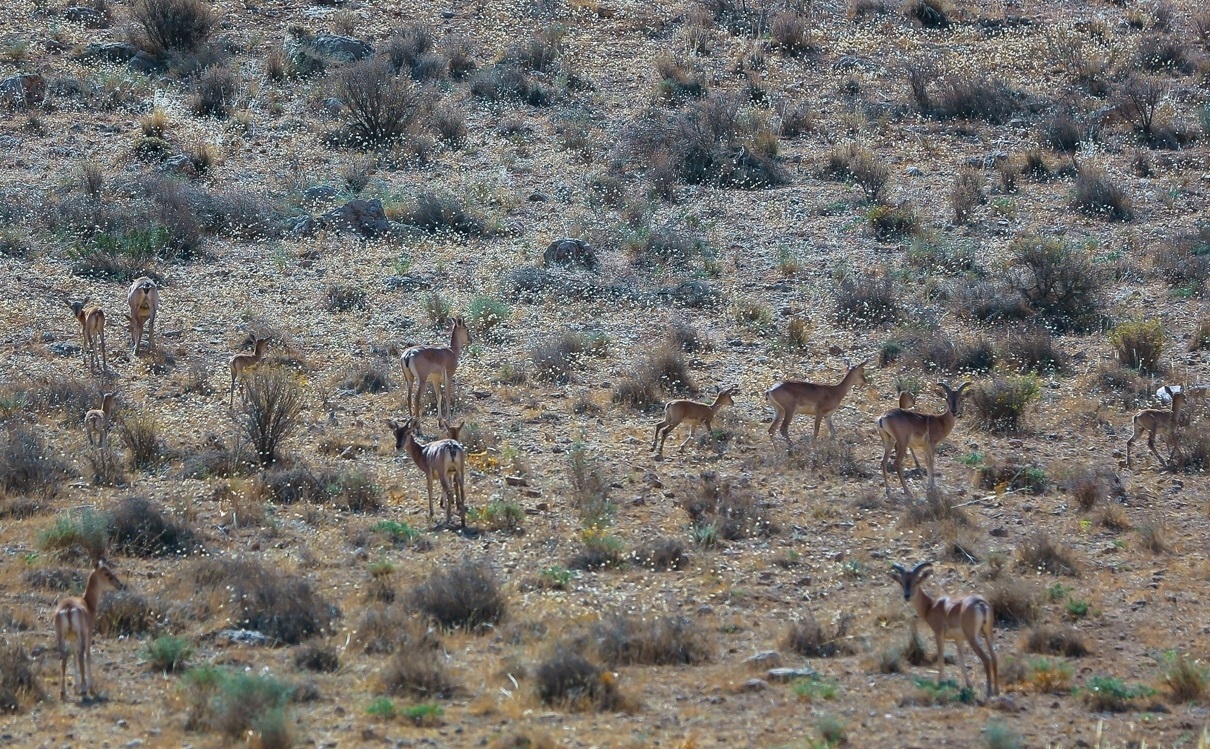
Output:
84,393,117,447
766,360,871,450
400,317,471,426
127,277,159,357
1126,385,1186,469
54,560,124,700
891,561,998,700
229,338,270,408
877,381,971,499
652,386,739,456
389,419,468,528
68,299,107,373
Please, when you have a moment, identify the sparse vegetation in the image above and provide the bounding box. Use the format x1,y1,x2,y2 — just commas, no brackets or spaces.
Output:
410,561,505,631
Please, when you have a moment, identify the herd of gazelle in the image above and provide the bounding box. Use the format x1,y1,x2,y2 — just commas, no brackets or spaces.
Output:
57,296,1194,701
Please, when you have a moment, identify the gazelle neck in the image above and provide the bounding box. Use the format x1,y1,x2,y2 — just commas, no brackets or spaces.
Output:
838,367,862,394
82,571,103,614
709,393,727,412
449,328,463,358
403,432,428,468
910,586,936,619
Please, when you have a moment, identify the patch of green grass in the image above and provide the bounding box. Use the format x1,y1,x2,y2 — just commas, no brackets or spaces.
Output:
467,295,511,339
984,719,1020,749
144,635,194,673
1047,583,1071,602
540,566,572,589
1065,599,1090,619
402,702,443,726
38,510,110,559
962,452,985,466
366,696,397,718
1081,675,1156,712
793,675,839,702
373,520,420,543
468,501,523,533
911,677,977,705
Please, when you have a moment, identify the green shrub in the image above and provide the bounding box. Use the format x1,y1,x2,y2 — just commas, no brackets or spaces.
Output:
469,502,523,533
1081,675,1155,712
867,203,921,239
468,295,511,338
366,696,396,718
182,667,293,741
1109,319,1165,374
984,721,1020,749
403,702,443,726
793,675,840,702
39,510,109,560
971,376,1040,434
1159,652,1208,704
145,636,193,673
907,677,975,706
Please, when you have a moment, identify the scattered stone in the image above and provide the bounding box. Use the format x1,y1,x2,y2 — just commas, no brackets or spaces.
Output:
827,345,843,356
162,153,198,179
658,279,721,309
382,272,435,292
989,527,1008,537
905,166,924,177
64,6,108,28
216,629,270,646
739,678,769,693
49,342,81,357
522,488,542,498
303,185,341,204
128,51,164,75
542,238,597,271
81,42,138,64
311,33,371,61
832,55,862,72
0,74,46,107
441,9,455,18
766,667,818,683
322,97,344,116
295,198,390,238
744,651,781,669
505,476,528,487
528,191,549,202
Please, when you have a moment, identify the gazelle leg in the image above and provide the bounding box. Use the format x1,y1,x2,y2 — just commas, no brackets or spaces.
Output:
780,411,795,451
934,631,946,686
895,444,913,499
58,639,67,700
955,639,972,691
426,475,435,520
652,420,669,452
969,635,994,699
812,413,823,439
679,424,695,453
826,414,838,438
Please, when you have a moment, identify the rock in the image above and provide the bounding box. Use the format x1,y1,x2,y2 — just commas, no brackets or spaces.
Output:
528,191,549,202
905,166,924,177
542,238,597,271
505,476,529,487
162,153,198,178
128,51,165,74
832,55,862,72
382,272,435,292
311,33,371,61
441,9,455,18
523,488,542,498
658,280,721,309
303,185,341,204
0,74,46,107
299,198,390,238
290,216,316,236
989,527,1008,537
739,678,769,693
766,667,818,683
49,342,81,357
744,651,781,669
64,6,108,28
322,97,345,116
81,41,138,64
216,629,270,646
827,345,843,356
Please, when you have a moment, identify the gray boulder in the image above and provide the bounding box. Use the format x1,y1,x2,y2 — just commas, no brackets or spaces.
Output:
64,6,108,28
542,238,597,271
294,199,390,239
81,42,138,63
311,33,371,61
0,74,46,107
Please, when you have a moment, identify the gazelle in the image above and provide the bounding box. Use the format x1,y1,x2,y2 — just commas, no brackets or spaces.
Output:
68,299,107,373
1126,385,1186,469
229,338,270,408
896,390,923,471
890,561,998,700
127,277,159,357
877,381,971,499
651,386,739,456
766,360,871,450
54,560,124,700
400,317,471,425
388,418,468,528
84,393,117,447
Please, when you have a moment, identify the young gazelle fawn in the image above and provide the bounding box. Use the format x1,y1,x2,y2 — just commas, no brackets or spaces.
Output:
400,317,471,425
652,386,739,456
877,381,971,500
229,338,270,408
127,277,159,357
1127,385,1186,469
68,299,107,373
389,419,468,528
84,393,117,447
766,361,871,450
54,560,124,700
891,561,998,700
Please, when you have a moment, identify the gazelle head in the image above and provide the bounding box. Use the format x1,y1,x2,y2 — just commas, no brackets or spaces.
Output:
387,418,419,450
69,299,88,317
717,385,740,406
936,381,972,417
889,561,933,601
451,317,471,348
441,421,465,441
253,337,269,356
93,559,125,592
898,390,917,409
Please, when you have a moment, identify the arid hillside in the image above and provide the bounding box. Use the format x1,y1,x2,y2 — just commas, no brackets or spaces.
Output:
1,0,1209,747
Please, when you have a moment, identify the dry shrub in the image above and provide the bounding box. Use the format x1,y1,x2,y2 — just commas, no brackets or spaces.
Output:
901,493,969,527
1016,531,1079,576
567,442,614,528
950,167,985,223
976,456,1047,495
109,496,200,557
490,732,556,749
1161,654,1208,704
934,77,1020,123
380,644,455,699
948,279,1031,323
986,578,1040,626
1008,236,1102,332
325,284,367,313
971,377,1040,434
867,203,921,240
1026,627,1089,658
592,615,712,666
1044,111,1084,153
632,538,688,571
535,647,631,712
191,557,335,644
1135,521,1168,554
906,333,996,374
782,612,857,658
23,567,86,591
189,66,235,118
1065,466,1112,511
0,428,69,498
0,642,44,713
1134,35,1192,74
530,332,590,383
294,642,339,673
1071,169,1133,221
238,366,304,467
825,143,889,203
96,591,158,636
410,561,505,631
1109,319,1165,374
679,472,774,542
770,12,812,56
613,345,696,410
903,0,951,28
337,58,418,147
655,54,707,102
118,411,164,470
790,438,867,478
338,362,390,394
1151,228,1210,295
132,0,213,54
1000,328,1066,374
1098,503,1132,532
834,275,899,328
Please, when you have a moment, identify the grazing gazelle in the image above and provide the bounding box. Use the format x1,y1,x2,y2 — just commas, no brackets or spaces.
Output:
126,277,159,357
400,317,471,425
766,360,871,449
891,561,998,700
54,560,124,700
877,381,970,499
84,393,117,447
1126,385,1186,469
651,385,740,456
68,298,107,373
389,418,468,528
229,338,270,408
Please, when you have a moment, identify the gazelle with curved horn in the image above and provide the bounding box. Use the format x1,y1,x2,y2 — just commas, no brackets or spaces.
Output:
890,561,998,700
400,317,471,425
652,385,739,457
877,381,971,499
1127,385,1185,469
68,298,107,373
766,360,871,450
53,560,124,700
